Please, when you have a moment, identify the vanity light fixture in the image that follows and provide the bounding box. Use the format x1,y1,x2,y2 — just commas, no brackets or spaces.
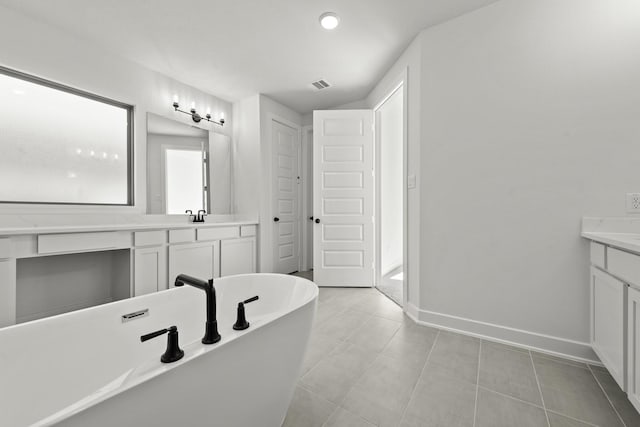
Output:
319,12,340,30
172,99,225,126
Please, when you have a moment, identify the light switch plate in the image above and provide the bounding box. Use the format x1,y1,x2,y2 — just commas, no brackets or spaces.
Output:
626,193,640,213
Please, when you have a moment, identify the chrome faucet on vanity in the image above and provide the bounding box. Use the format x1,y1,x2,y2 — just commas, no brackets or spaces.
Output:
174,274,221,344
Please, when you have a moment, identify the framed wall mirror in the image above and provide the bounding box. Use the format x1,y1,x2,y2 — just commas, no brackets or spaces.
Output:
146,113,232,215
0,66,133,206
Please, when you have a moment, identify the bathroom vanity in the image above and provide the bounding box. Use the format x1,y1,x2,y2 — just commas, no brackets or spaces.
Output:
0,217,257,328
582,217,640,413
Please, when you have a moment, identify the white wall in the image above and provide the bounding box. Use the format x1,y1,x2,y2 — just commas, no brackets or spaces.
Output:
0,5,232,216
394,0,640,360
378,89,404,276
232,95,261,216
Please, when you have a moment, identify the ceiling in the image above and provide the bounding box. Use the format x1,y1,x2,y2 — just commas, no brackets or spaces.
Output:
1,0,498,113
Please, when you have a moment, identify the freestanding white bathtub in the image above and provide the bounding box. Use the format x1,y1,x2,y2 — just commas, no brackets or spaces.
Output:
0,273,318,427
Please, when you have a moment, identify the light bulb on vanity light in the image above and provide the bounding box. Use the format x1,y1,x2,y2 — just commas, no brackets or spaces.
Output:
171,98,224,126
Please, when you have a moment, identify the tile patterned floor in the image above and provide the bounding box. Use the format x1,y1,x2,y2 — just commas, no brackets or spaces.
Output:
283,286,640,427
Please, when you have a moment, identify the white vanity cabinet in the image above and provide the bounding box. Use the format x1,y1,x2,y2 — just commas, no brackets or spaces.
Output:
0,259,16,327
133,231,168,296
628,286,640,412
221,237,256,276
0,221,258,328
591,267,626,389
169,240,219,286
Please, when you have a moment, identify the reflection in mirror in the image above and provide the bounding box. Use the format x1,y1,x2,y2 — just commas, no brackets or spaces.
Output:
146,113,232,215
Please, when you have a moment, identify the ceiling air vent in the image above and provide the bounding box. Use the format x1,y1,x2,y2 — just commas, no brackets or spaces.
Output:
311,79,331,90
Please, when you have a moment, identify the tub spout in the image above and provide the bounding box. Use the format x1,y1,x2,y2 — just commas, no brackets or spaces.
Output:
174,274,221,344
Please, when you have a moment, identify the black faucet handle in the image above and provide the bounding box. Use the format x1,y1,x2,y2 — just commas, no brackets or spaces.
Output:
140,327,171,342
233,296,259,331
243,295,259,304
140,325,184,363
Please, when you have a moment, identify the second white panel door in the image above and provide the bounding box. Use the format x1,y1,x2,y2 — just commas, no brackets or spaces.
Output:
313,110,374,287
272,120,300,274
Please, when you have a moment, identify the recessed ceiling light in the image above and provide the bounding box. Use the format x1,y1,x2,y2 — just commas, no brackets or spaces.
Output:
319,12,340,30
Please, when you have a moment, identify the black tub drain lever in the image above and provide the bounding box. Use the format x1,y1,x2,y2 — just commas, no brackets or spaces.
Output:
233,296,259,330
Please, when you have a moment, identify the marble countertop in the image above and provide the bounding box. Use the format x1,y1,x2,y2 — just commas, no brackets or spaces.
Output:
581,231,640,254
0,214,258,236
581,217,640,254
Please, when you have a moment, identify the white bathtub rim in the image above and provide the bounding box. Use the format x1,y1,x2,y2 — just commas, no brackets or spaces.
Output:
1,273,316,335
18,273,318,427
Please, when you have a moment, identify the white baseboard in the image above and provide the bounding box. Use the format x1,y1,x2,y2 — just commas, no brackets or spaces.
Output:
405,303,599,364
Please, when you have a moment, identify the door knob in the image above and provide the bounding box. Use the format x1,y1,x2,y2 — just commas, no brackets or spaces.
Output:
274,217,280,222
315,218,321,224
309,216,314,221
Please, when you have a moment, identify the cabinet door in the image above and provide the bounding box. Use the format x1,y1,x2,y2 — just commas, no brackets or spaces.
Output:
628,287,640,412
168,241,217,286
134,246,167,296
591,267,626,390
221,238,256,277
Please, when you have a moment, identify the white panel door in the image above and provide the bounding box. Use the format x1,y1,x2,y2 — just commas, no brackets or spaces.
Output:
313,110,374,287
591,267,626,390
272,120,300,274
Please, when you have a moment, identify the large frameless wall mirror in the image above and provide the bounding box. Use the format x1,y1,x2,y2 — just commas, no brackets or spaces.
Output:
146,113,232,215
0,67,133,205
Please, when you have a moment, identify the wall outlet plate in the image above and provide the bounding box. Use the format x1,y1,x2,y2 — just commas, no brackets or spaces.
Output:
627,193,640,213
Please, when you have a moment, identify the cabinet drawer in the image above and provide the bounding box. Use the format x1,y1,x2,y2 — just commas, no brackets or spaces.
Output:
240,225,257,237
608,248,640,287
134,231,166,247
169,229,196,244
38,232,130,255
0,238,11,259
590,242,606,269
197,227,239,241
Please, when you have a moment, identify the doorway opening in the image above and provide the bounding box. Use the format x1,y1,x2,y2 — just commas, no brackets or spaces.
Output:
375,84,404,306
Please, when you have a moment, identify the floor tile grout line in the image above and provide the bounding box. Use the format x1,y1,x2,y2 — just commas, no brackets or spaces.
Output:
545,409,601,427
531,352,590,370
397,330,441,425
333,323,405,425
587,363,627,427
319,406,340,427
472,340,482,427
299,337,344,378
477,386,546,410
529,350,551,427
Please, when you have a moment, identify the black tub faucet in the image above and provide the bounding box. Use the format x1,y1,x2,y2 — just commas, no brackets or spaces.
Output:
174,274,221,344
